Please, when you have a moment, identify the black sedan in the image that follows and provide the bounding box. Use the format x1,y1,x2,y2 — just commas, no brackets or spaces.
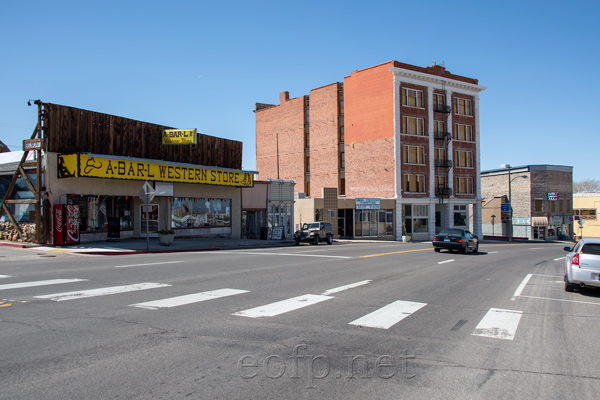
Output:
432,228,479,254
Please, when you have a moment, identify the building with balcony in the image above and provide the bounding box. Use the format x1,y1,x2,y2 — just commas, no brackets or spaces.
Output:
255,61,486,241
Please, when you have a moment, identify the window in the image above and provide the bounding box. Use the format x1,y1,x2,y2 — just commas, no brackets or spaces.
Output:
171,198,231,228
403,204,429,234
454,124,473,141
70,195,133,231
434,121,446,138
454,150,473,168
454,205,467,226
434,148,448,163
575,209,597,220
454,97,472,115
455,177,473,194
433,93,446,108
402,116,424,135
402,88,423,108
535,199,543,212
435,175,447,188
404,174,425,193
402,145,425,164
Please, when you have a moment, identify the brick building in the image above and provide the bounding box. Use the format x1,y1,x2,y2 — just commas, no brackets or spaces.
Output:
480,165,574,240
255,61,486,241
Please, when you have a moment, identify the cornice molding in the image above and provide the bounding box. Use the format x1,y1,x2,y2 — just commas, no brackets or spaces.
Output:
389,67,487,93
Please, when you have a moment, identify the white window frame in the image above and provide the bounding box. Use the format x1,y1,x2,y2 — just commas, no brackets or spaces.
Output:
402,116,425,136
454,97,472,116
402,145,425,164
403,174,426,193
402,88,424,108
454,150,473,168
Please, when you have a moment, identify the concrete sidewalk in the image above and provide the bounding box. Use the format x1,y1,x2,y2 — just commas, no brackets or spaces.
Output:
0,237,298,255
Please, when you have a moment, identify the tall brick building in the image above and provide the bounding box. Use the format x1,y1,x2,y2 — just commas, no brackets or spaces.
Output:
255,61,486,241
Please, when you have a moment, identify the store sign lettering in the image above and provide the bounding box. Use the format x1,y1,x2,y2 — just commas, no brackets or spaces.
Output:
57,153,254,187
162,129,197,145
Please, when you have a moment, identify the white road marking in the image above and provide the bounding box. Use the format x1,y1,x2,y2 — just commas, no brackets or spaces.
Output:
488,251,499,254
511,274,533,301
115,261,183,268
518,295,600,306
0,275,13,279
438,259,455,264
35,282,171,301
321,280,372,296
349,300,427,329
206,251,351,259
130,288,249,310
472,308,523,340
232,294,333,318
0,279,87,291
554,257,565,261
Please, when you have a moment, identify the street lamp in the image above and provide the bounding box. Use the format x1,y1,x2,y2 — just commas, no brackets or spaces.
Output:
501,164,528,242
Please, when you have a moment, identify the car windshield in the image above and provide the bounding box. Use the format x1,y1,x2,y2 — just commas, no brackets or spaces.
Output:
302,223,319,230
440,229,463,236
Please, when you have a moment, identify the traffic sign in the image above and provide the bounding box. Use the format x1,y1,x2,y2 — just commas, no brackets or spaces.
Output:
501,203,510,212
138,181,156,204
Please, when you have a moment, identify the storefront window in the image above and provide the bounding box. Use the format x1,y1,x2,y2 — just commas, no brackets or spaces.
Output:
69,195,133,231
171,198,231,228
404,204,429,235
354,209,394,237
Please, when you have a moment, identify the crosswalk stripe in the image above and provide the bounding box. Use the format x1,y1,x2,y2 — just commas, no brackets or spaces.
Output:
472,308,523,340
0,275,13,279
34,282,171,301
0,279,87,291
130,288,249,310
232,294,333,318
349,300,427,329
321,280,371,296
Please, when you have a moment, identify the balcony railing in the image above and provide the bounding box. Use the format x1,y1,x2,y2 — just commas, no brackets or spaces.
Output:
433,131,451,140
436,186,452,197
435,159,452,168
433,104,451,113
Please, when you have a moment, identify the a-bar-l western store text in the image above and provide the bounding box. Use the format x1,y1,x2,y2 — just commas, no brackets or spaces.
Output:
58,153,254,187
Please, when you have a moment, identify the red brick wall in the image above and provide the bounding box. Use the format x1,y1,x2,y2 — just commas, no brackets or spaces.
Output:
344,62,396,198
255,93,306,193
309,83,340,198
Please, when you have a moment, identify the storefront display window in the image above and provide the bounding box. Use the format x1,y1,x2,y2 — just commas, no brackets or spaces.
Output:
171,198,231,228
69,195,133,231
404,204,429,234
355,209,394,237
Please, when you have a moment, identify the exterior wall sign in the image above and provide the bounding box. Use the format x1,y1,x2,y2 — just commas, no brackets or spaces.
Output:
515,217,530,225
549,216,563,225
356,198,381,210
162,129,197,145
548,192,558,201
57,153,254,187
23,138,43,151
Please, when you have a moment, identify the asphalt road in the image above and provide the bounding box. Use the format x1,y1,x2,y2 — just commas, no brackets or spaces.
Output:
1,241,599,399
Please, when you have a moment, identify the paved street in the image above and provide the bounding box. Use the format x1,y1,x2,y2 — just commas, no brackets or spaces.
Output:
1,240,599,399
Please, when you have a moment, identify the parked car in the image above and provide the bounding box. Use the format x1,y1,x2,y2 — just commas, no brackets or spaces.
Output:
294,222,333,245
563,238,600,292
432,228,479,254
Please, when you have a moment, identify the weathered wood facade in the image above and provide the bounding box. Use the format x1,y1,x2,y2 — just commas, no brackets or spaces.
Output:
44,103,243,169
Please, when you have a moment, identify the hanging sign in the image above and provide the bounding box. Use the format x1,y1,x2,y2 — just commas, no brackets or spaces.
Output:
162,129,197,145
23,138,43,151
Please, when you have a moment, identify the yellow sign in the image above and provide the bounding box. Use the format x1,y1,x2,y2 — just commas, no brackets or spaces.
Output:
58,153,254,187
162,129,197,145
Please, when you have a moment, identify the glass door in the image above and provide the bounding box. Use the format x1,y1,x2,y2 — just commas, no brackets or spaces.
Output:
140,204,159,238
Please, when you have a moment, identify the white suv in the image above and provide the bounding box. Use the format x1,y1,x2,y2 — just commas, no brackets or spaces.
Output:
564,238,600,292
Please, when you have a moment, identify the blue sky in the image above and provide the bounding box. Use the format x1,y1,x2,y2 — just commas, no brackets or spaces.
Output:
1,0,598,181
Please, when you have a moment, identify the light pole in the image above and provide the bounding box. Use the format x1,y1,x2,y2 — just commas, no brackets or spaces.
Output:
501,164,513,242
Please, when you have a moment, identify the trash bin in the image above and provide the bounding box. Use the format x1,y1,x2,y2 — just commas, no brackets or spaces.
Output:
260,227,268,240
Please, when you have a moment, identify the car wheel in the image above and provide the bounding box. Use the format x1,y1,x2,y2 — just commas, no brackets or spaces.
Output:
473,244,479,253
313,235,319,245
326,235,333,245
462,245,469,254
564,273,575,292
434,248,440,253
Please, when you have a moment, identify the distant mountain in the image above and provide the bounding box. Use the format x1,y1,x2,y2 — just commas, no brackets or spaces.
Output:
0,140,9,153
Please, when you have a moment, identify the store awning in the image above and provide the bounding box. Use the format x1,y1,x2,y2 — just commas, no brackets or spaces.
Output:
532,217,549,227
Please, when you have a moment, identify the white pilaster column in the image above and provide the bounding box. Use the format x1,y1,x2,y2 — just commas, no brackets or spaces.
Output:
427,87,435,199
446,89,454,199
393,77,402,199
473,94,483,238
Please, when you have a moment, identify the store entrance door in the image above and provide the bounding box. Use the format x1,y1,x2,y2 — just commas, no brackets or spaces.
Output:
140,204,159,238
